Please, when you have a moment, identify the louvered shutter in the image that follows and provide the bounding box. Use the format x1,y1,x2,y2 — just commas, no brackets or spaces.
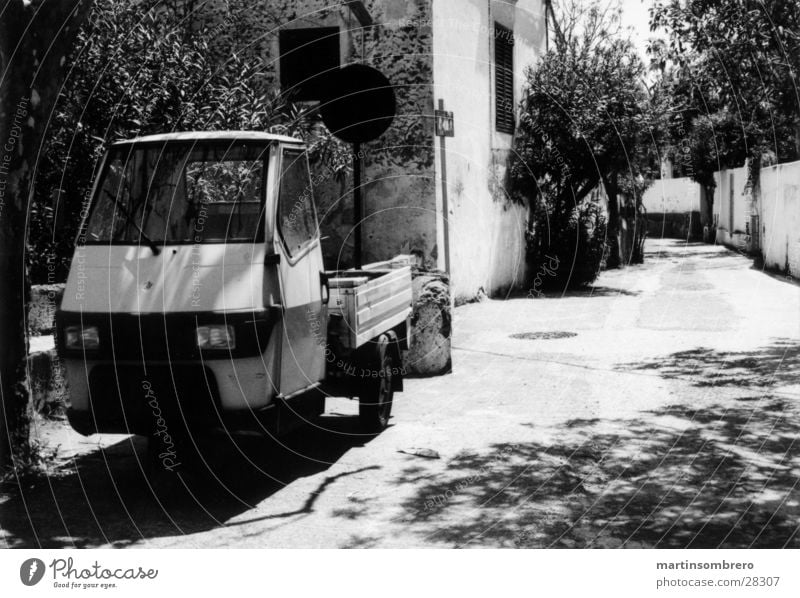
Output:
494,24,515,134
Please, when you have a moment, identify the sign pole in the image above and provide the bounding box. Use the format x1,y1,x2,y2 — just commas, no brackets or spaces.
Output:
319,64,396,271
353,141,362,269
437,99,452,274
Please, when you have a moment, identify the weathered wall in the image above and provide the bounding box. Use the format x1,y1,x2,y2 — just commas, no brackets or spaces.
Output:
431,0,546,301
760,160,800,275
187,0,437,269
357,0,437,268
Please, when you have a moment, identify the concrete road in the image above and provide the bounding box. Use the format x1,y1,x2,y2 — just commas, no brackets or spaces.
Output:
3,239,799,548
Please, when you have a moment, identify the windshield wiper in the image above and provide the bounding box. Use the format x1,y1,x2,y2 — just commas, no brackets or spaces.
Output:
104,191,161,256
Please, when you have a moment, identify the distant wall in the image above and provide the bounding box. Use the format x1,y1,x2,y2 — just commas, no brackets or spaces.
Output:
642,177,702,214
642,177,704,240
645,211,702,240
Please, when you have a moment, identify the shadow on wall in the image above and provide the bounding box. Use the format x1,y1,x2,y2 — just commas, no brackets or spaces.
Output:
504,285,641,299
645,212,703,241
386,395,800,548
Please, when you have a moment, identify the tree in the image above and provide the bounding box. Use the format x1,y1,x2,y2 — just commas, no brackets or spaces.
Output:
28,0,347,283
649,65,754,231
1,0,93,472
651,0,800,165
511,0,654,282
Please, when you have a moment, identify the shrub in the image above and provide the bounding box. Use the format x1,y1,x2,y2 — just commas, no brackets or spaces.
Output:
526,194,607,291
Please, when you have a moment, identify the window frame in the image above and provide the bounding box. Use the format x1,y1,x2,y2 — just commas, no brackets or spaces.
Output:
275,147,320,263
82,141,269,247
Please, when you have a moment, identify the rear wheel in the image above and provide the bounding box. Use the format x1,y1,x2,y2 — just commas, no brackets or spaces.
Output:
358,334,394,433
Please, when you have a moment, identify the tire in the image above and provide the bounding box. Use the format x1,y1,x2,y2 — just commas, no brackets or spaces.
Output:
358,334,394,433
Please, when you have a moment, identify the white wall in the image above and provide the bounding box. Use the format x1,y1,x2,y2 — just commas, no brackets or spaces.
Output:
760,160,800,275
642,177,702,214
432,0,546,301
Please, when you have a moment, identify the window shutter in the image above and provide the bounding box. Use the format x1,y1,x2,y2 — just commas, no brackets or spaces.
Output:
494,24,515,134
279,27,340,102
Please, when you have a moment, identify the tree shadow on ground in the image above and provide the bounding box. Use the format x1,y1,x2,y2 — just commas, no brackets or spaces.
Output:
620,339,800,388
655,250,740,261
393,396,800,548
0,414,375,548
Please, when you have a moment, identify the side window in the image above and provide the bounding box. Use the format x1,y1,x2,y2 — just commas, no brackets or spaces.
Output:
277,149,317,257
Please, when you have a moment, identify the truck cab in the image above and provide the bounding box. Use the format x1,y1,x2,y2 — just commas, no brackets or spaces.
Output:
57,131,411,450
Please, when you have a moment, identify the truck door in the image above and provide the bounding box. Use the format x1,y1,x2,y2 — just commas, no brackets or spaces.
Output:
275,147,327,396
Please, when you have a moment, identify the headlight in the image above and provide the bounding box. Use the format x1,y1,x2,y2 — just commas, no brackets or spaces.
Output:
64,325,100,350
196,324,236,350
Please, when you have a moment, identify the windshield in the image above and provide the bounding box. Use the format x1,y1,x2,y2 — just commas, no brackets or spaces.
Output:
85,142,268,245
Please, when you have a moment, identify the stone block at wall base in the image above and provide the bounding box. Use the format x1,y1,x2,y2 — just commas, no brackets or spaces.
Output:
405,271,451,376
29,284,65,335
27,347,67,417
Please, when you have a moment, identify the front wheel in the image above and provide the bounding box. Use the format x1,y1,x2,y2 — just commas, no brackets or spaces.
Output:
358,334,394,433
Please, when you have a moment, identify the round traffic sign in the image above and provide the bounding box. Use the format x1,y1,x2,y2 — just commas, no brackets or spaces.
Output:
320,64,396,143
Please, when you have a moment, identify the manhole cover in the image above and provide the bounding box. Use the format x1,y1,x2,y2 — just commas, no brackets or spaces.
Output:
510,331,577,340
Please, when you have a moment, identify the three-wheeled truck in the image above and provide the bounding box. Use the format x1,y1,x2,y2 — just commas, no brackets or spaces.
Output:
56,131,412,453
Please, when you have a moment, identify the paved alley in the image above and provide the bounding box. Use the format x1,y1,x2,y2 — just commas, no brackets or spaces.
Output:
3,239,799,548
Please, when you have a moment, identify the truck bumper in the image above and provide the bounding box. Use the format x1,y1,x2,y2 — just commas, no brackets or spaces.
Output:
63,357,279,437
66,403,282,438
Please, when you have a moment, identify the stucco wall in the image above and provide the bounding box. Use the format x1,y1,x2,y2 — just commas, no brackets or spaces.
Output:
760,160,800,275
713,165,751,249
431,0,546,301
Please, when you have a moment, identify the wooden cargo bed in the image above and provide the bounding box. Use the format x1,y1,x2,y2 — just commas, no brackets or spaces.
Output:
326,266,413,349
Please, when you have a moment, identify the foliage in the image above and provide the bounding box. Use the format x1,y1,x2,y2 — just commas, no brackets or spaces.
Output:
512,1,654,281
650,0,800,176
27,0,348,282
651,69,748,195
1,434,60,486
525,194,607,289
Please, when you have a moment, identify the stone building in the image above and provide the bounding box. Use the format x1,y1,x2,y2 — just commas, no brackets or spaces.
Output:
190,0,548,302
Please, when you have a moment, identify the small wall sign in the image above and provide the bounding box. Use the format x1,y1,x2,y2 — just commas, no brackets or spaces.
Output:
435,110,454,137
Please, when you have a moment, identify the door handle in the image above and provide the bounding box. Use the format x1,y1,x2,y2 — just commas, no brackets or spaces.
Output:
320,271,330,305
